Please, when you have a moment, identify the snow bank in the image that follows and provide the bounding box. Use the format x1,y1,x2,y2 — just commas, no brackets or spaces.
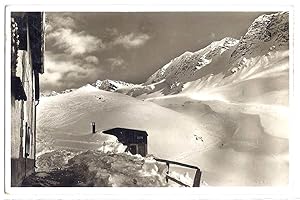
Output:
66,151,166,187
31,148,199,187
36,149,79,172
97,140,128,154
30,150,168,187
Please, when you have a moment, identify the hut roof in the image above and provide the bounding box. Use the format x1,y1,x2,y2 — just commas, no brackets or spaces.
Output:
103,127,148,136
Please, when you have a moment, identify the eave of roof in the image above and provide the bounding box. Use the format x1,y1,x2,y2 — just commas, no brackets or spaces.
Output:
103,127,148,136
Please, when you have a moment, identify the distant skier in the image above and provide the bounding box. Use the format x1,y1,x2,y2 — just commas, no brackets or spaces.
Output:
194,134,204,142
199,137,204,142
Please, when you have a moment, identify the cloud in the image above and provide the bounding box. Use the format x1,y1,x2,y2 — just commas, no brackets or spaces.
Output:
46,15,76,33
47,28,105,56
43,15,150,92
113,33,151,49
85,56,99,65
41,51,102,91
43,14,105,92
106,57,125,67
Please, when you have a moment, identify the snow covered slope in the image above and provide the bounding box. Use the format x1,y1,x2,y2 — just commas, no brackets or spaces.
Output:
125,37,239,97
37,83,288,186
182,49,289,105
229,11,288,72
145,95,288,186
139,12,289,185
37,84,217,159
36,85,224,186
41,88,75,97
124,12,289,100
180,12,289,107
145,37,239,85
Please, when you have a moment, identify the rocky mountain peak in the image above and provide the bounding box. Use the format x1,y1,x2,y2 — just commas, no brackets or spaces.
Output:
145,37,239,85
92,79,135,92
230,12,288,62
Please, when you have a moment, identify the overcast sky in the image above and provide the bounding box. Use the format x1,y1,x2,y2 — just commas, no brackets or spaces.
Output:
42,12,267,92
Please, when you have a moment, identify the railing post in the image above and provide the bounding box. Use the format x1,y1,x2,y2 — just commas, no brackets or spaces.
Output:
192,169,202,187
154,157,202,187
166,162,170,183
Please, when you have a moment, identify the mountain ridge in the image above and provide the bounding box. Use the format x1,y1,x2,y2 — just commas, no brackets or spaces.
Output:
42,12,289,102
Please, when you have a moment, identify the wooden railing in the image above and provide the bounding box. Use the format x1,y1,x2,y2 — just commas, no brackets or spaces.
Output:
154,158,202,187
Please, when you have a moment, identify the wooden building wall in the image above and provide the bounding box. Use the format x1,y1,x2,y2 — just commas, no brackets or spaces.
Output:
11,13,43,186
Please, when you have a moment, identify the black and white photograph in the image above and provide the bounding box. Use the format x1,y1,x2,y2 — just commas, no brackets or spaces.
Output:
8,10,290,188
4,3,297,198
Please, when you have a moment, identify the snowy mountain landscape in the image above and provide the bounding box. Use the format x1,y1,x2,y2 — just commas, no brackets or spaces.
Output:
27,11,289,187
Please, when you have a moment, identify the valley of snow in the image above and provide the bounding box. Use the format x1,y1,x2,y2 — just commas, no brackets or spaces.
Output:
33,12,289,187
37,85,217,159
35,82,288,186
